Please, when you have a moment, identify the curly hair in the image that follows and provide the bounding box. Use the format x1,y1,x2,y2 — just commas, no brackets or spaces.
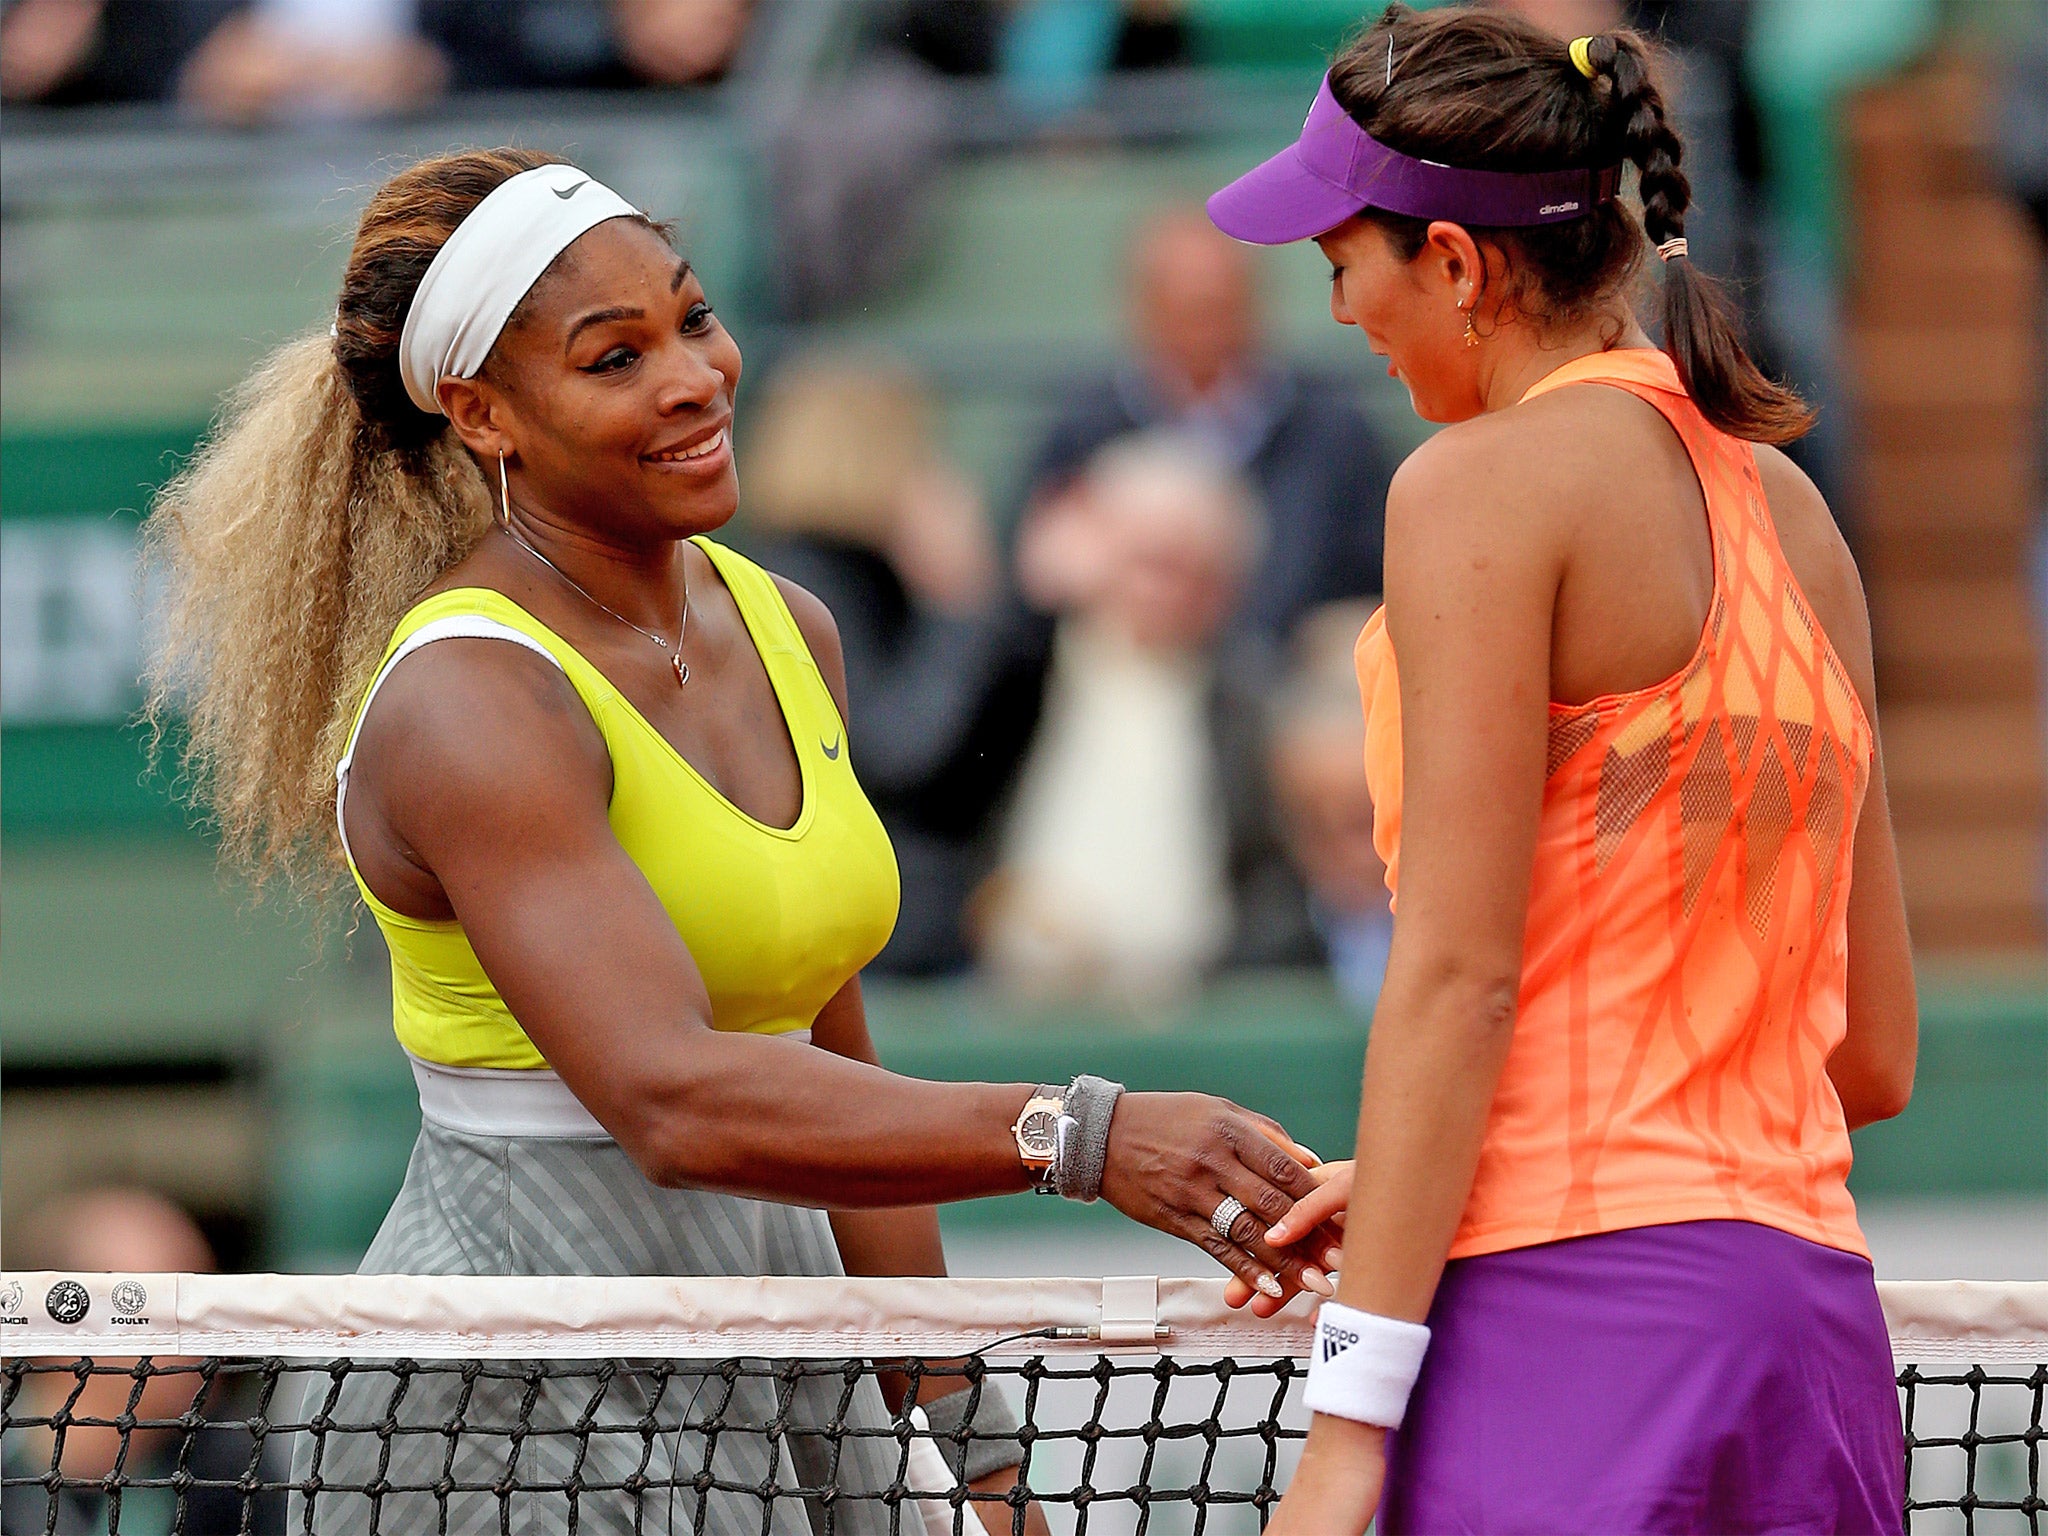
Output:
1330,4,1811,444
143,147,568,900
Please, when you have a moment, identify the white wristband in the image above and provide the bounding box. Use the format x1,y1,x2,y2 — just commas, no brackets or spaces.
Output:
1301,1301,1432,1429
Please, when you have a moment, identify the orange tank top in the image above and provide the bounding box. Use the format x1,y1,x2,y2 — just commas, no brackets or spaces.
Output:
1356,349,1874,1262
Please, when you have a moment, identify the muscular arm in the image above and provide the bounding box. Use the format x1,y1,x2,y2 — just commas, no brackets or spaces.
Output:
1756,447,1917,1127
354,635,1036,1208
341,584,1331,1304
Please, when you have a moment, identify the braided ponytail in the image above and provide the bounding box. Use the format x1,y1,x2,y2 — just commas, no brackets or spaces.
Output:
1582,33,1813,443
1329,5,1812,445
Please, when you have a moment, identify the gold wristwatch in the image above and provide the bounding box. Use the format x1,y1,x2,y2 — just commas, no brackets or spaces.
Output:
1012,1085,1068,1194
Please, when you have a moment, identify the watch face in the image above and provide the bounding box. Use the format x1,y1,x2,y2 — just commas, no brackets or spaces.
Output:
1017,1108,1061,1157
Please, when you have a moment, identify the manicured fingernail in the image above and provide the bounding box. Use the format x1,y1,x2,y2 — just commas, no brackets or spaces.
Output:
1266,1222,1291,1243
1302,1267,1335,1297
1257,1273,1284,1299
1295,1144,1322,1167
1324,1247,1344,1270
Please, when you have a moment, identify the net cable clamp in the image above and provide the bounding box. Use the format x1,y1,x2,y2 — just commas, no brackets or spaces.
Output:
1096,1274,1170,1347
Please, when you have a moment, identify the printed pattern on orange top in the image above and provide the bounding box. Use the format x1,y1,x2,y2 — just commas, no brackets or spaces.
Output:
1354,349,1875,1261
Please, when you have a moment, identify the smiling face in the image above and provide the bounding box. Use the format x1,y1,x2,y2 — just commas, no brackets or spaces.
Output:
441,216,742,543
1314,214,1491,424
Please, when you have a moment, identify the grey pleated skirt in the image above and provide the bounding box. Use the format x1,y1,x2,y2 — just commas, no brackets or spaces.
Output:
289,1123,908,1536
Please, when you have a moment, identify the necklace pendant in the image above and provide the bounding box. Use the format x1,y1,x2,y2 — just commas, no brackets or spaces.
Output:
673,650,690,687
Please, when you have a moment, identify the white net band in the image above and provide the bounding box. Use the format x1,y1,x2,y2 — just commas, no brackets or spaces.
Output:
4,1272,2042,1363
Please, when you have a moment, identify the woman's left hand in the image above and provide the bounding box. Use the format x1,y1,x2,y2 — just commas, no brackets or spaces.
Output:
1265,1416,1385,1536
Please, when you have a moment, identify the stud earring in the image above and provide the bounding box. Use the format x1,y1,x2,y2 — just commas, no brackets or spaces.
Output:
498,451,511,529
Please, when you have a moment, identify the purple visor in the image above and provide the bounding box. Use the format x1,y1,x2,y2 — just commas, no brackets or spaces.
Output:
1208,77,1622,245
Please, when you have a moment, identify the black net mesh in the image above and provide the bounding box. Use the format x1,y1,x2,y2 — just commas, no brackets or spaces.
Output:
1898,1364,2047,1534
3,1354,2042,1534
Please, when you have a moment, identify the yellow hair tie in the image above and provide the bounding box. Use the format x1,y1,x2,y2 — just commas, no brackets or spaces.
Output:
1568,36,1599,79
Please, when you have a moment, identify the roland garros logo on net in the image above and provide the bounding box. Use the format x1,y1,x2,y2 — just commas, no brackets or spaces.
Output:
18,1279,154,1326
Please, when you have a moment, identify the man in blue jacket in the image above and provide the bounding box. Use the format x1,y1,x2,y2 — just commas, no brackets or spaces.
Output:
1022,207,1395,644
1017,209,1398,970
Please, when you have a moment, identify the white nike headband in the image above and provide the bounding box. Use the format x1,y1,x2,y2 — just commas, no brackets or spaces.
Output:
397,163,642,416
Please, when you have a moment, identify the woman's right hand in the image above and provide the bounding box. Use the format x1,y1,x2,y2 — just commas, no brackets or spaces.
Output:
1098,1093,1340,1314
1223,1158,1355,1310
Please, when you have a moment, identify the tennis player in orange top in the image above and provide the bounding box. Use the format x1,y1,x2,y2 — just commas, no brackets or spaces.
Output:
1208,7,1918,1532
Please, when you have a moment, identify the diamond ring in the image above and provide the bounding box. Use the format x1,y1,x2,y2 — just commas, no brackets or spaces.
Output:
1210,1195,1249,1242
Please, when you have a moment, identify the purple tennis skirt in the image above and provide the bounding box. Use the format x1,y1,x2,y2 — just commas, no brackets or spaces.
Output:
1379,1219,1904,1534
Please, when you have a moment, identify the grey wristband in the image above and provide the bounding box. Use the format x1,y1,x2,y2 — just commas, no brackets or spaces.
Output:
1052,1074,1125,1202
917,1374,1026,1482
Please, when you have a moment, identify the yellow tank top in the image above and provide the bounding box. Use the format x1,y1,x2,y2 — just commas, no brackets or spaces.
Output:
338,536,901,1070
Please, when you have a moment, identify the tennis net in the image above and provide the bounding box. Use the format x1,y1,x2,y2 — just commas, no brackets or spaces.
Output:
2,1273,2042,1534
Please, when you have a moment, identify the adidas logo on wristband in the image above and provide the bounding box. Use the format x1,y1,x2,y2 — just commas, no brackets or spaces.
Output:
1302,1301,1432,1430
1320,1319,1361,1362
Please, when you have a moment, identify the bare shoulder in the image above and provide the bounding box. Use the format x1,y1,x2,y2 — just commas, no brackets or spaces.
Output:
1386,383,1626,565
1752,444,1858,601
350,636,611,831
769,570,851,720
1751,443,1873,678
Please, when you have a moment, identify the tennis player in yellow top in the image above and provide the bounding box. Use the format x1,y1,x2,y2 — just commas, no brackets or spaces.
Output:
146,148,1342,1535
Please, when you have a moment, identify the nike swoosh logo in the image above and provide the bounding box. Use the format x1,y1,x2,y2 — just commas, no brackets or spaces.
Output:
821,736,842,761
553,180,589,200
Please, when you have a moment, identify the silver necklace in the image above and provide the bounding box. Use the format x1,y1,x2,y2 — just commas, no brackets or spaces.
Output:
501,518,691,686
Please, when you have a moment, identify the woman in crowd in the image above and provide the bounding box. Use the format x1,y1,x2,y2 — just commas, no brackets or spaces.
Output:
146,147,1334,1533
740,354,1045,976
1206,7,1918,1531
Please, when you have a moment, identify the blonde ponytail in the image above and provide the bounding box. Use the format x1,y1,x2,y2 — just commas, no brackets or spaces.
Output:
143,332,492,898
142,147,577,899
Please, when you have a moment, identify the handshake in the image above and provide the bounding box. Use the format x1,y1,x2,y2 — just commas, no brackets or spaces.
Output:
1026,1076,1355,1316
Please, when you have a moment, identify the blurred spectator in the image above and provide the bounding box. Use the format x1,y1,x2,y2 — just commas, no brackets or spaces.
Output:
4,0,751,119
1266,602,1391,1014
0,0,237,105
742,355,1047,976
422,0,753,92
893,0,1187,113
606,0,749,83
1024,207,1393,644
980,433,1257,1000
765,54,948,319
177,0,447,124
0,1187,285,1535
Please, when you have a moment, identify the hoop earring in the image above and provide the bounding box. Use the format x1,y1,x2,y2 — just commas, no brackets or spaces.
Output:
498,451,511,530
